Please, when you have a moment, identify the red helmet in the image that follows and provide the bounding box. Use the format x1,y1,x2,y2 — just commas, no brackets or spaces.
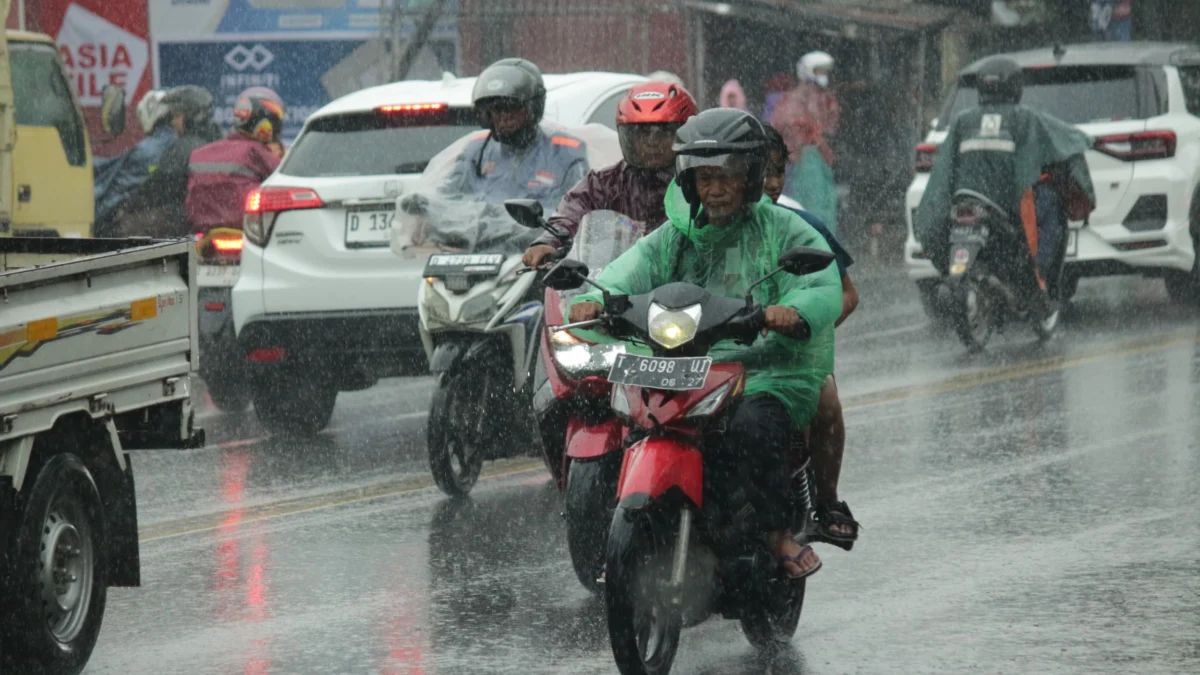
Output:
616,81,697,126
617,81,697,169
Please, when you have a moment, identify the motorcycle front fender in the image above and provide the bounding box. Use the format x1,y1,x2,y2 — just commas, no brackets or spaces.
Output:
948,236,986,280
428,341,466,373
616,437,703,510
566,416,623,461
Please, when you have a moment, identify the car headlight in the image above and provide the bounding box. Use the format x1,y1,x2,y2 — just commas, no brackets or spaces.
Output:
648,303,702,349
551,330,626,377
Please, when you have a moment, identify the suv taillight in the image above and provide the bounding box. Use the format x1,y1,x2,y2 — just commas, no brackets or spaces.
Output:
915,143,938,172
1093,130,1176,161
244,187,324,247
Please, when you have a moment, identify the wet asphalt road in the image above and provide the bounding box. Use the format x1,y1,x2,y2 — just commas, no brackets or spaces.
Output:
84,265,1200,675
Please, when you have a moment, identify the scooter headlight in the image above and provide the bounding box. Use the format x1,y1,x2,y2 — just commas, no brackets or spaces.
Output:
460,293,496,323
422,281,451,322
551,330,626,377
686,380,734,419
648,303,701,350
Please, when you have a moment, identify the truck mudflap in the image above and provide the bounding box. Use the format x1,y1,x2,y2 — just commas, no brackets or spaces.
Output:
95,455,140,587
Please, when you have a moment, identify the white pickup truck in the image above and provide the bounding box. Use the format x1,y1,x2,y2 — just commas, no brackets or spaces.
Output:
0,237,204,675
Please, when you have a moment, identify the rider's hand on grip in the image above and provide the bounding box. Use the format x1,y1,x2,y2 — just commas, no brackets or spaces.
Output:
523,244,559,269
763,305,810,339
569,301,603,323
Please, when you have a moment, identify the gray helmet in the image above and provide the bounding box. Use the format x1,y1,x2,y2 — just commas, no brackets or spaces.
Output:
673,108,768,207
472,58,546,146
977,57,1023,105
162,85,215,133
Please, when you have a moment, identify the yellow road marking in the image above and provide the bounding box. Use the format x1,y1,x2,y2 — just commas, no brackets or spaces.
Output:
140,331,1198,543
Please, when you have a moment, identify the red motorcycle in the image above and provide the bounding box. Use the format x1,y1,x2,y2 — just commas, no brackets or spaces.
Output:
518,208,644,592
537,235,835,675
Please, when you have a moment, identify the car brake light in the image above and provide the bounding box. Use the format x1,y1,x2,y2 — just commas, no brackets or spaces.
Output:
1093,130,1176,161
243,187,324,247
247,347,286,363
915,143,938,172
377,103,447,113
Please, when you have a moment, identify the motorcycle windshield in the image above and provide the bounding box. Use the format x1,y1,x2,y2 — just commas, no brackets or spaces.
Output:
559,210,644,347
392,121,621,259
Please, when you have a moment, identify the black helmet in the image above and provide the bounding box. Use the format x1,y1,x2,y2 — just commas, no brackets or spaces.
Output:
162,85,215,133
673,108,768,208
472,58,546,147
976,57,1023,105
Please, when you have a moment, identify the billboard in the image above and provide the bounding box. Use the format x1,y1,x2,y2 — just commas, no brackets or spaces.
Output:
149,0,461,143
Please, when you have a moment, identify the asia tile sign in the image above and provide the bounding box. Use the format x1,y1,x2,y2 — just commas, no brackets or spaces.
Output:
56,3,149,106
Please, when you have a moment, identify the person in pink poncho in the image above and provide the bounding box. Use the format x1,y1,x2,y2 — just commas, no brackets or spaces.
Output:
769,51,841,232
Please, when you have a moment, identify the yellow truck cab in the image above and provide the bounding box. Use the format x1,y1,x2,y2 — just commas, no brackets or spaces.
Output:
0,5,124,240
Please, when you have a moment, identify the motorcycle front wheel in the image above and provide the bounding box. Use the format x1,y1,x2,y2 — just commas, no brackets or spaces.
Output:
427,370,487,496
565,453,621,592
605,508,682,675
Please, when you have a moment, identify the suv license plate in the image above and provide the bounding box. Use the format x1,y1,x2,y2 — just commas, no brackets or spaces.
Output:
607,353,711,391
198,265,240,287
345,210,395,247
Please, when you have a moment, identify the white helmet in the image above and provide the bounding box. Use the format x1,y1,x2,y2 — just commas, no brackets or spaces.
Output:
136,89,170,134
647,70,686,89
797,51,834,88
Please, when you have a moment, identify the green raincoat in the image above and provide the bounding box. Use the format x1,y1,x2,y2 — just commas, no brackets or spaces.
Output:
914,103,1095,269
787,145,838,234
573,183,842,429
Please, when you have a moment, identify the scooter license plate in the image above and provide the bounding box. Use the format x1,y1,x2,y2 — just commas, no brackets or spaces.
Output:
198,264,240,287
607,353,711,391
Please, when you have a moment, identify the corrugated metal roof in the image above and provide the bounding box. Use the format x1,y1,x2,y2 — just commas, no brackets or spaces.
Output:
728,0,956,32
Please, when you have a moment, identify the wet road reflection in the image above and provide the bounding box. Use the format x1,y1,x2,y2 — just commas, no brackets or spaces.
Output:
85,272,1200,674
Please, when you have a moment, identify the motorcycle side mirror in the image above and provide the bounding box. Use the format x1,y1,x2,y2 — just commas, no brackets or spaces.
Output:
100,85,127,136
543,259,590,291
504,199,544,229
778,246,836,276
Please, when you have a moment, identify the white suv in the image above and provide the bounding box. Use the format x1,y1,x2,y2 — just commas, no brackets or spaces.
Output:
231,71,646,435
905,42,1200,312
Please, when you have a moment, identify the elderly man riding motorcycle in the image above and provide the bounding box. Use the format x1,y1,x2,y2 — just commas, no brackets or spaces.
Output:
569,108,842,579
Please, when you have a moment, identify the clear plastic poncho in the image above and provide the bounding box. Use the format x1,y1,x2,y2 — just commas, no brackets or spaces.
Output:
391,121,622,260
573,183,843,429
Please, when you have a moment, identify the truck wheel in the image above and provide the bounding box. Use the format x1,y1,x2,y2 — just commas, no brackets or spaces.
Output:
0,453,107,675
251,374,337,437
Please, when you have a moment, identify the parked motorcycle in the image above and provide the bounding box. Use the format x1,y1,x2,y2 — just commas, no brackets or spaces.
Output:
514,207,642,592
196,227,249,411
945,188,1066,351
525,204,835,674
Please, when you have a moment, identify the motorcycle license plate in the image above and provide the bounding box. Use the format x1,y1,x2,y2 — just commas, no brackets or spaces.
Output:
423,253,505,277
197,264,240,287
607,353,711,391
345,210,396,247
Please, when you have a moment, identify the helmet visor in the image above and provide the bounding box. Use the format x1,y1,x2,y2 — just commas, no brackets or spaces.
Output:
618,123,679,169
675,151,755,177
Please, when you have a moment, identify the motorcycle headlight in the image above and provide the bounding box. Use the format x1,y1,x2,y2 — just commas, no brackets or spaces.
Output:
422,282,451,322
460,293,496,323
686,380,734,419
551,330,626,377
648,303,702,350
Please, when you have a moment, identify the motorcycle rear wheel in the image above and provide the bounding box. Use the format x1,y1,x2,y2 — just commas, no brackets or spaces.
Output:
740,576,806,651
605,508,682,675
427,371,487,496
953,280,992,352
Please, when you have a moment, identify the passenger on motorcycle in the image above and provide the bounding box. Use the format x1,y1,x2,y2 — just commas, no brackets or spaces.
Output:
186,87,287,236
914,57,1095,320
522,80,698,268
570,108,843,579
100,85,222,238
440,58,588,210
763,124,860,549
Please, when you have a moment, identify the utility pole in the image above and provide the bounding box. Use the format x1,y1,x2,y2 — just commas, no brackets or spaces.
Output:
388,0,451,82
